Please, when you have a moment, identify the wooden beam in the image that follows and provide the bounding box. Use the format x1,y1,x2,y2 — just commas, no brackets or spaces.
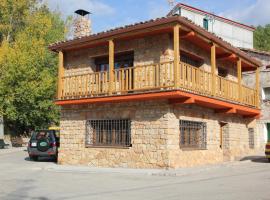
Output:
237,58,242,102
211,43,216,96
216,53,237,60
215,107,237,114
255,67,260,108
180,31,195,38
55,90,260,118
109,39,114,94
62,23,175,52
57,51,64,99
169,97,195,104
244,114,260,119
174,24,180,88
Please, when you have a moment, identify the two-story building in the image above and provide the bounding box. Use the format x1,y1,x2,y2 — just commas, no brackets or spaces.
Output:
49,10,262,168
168,3,255,49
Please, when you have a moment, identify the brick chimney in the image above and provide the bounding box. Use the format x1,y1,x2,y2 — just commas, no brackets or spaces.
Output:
74,9,91,38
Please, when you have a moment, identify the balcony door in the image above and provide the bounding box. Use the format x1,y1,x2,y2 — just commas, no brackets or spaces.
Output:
95,51,134,92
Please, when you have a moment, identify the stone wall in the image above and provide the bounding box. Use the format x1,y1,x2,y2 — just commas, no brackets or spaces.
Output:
73,16,91,38
242,50,270,143
58,101,263,168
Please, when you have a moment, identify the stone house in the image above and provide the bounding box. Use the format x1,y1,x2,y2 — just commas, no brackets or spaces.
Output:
242,48,270,144
49,11,263,168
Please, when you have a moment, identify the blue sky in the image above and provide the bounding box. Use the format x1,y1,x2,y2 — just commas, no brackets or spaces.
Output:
46,0,270,33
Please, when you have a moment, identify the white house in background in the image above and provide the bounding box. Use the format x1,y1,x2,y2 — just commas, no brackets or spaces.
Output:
168,3,255,49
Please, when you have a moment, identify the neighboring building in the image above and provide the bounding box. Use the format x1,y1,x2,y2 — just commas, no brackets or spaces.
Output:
168,3,255,49
0,116,4,139
49,10,263,168
242,48,270,144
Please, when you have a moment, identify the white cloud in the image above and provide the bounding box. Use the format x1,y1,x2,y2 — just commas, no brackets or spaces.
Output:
220,0,270,26
45,0,115,17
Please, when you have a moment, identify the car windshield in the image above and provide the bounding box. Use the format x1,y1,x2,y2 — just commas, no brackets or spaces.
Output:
31,130,55,142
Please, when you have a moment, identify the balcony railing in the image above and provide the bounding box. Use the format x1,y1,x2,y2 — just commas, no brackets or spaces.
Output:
60,61,257,108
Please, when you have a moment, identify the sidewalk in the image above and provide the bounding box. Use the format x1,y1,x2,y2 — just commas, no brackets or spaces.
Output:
0,147,26,155
45,159,254,177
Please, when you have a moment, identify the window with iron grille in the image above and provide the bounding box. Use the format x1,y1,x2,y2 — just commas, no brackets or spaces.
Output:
248,128,255,149
86,119,131,147
179,120,207,149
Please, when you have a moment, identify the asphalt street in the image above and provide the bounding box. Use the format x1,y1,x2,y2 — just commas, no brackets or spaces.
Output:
0,149,270,200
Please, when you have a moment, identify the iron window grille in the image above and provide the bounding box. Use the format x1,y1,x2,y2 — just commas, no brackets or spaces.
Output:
86,119,131,147
179,120,207,150
248,128,255,149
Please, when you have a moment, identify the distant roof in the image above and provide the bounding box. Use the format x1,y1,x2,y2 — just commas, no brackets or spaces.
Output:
75,9,90,16
49,16,261,67
167,3,256,31
240,48,270,56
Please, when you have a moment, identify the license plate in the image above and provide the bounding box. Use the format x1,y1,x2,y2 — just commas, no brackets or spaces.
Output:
31,142,37,147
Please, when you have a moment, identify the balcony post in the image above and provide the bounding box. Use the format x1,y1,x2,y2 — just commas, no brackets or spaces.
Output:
109,39,114,95
173,24,180,88
237,58,242,102
211,43,216,96
57,51,64,99
256,67,260,108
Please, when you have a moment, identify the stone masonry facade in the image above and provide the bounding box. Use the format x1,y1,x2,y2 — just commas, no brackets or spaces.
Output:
59,100,262,168
57,33,264,168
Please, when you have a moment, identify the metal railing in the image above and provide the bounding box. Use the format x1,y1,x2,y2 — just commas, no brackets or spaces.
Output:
86,119,131,147
179,120,207,149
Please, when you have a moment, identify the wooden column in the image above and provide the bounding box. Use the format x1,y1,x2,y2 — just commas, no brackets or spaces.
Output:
211,43,216,96
256,67,260,108
57,51,64,99
237,58,242,102
109,39,114,94
173,24,180,88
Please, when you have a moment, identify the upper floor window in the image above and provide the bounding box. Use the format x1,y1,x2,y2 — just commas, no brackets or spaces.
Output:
95,51,134,72
203,18,209,30
218,68,228,78
180,51,203,68
262,87,270,101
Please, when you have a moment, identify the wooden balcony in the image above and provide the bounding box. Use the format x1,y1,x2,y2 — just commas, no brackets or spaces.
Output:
58,61,258,108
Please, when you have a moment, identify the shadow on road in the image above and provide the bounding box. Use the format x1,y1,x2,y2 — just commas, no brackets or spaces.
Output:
240,156,269,163
25,156,57,163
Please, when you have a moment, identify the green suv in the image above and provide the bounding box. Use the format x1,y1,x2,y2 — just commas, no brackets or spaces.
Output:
27,129,60,161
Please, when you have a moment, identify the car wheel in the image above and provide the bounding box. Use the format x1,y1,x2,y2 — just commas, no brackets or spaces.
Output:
30,155,38,161
268,158,270,162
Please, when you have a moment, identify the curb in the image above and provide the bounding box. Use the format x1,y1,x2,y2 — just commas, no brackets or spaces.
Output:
0,147,26,155
44,160,253,177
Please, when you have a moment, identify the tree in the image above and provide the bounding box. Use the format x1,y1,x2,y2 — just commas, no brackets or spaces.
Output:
0,1,69,135
254,24,270,51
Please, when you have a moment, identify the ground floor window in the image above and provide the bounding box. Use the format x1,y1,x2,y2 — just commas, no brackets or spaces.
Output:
248,128,255,149
86,119,131,147
179,120,207,149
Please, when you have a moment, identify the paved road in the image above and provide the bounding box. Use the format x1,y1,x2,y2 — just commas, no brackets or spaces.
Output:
0,149,270,200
